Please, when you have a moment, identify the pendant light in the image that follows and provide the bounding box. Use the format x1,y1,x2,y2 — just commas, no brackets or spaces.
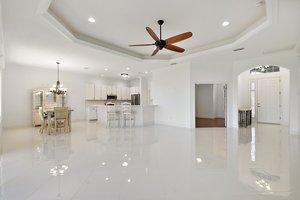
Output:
49,62,67,95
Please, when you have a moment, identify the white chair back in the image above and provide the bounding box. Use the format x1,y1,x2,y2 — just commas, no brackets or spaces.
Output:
121,102,131,114
54,107,68,119
106,102,116,113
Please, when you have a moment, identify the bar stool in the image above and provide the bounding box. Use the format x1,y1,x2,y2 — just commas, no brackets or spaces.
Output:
121,102,135,127
106,102,119,127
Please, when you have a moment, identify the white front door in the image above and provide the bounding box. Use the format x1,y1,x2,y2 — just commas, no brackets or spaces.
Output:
257,77,280,124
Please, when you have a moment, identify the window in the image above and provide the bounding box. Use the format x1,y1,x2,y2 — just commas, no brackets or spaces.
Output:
250,65,280,74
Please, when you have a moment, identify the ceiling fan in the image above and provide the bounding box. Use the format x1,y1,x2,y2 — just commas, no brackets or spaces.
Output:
129,20,193,56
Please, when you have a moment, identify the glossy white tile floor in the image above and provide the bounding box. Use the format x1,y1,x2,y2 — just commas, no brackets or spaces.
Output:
0,122,300,200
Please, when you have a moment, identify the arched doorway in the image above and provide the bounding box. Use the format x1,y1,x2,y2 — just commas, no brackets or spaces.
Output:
238,65,290,126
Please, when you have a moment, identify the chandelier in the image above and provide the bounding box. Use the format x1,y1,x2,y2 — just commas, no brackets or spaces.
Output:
49,62,67,95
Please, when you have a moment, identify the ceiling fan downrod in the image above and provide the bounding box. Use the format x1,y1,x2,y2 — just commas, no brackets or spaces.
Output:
158,20,164,40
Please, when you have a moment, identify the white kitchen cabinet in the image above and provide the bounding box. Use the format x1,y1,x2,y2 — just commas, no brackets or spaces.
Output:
106,85,112,95
94,85,102,100
111,86,117,95
123,87,131,100
106,85,117,95
101,85,107,100
117,87,122,100
85,83,95,100
130,87,140,95
116,87,131,100
85,84,131,100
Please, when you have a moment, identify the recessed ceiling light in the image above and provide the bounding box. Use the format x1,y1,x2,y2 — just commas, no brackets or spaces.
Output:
104,68,108,71
145,71,148,74
126,67,130,70
222,21,230,27
88,17,96,23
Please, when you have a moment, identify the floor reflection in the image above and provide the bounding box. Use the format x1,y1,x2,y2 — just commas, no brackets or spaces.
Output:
41,133,72,200
195,129,227,170
238,124,290,196
0,123,299,199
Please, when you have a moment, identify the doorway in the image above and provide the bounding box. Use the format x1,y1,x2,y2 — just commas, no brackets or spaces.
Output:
238,66,289,126
195,84,227,128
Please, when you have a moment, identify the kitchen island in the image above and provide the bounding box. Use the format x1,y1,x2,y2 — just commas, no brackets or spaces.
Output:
95,105,156,126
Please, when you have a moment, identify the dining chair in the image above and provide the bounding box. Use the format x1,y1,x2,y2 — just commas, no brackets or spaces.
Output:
54,107,69,133
121,102,135,127
38,107,48,133
105,102,119,127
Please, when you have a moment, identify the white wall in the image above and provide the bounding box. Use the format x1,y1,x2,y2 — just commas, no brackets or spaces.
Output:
238,67,290,125
140,77,149,105
233,51,299,133
151,62,191,128
216,84,225,118
195,84,215,118
2,63,129,128
189,51,299,133
190,58,233,128
129,78,140,87
0,0,4,131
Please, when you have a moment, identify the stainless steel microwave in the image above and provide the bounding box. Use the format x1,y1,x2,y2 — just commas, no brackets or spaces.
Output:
107,95,117,100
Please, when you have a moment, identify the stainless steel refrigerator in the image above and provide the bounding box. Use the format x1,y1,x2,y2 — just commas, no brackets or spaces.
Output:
131,94,140,105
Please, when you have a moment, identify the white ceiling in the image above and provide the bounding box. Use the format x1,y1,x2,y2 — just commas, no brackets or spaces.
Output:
2,0,300,79
49,0,265,57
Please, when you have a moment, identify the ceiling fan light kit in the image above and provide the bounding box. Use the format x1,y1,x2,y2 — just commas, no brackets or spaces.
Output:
129,20,193,56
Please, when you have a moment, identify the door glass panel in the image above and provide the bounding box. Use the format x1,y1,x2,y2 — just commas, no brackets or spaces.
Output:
250,91,256,118
45,92,56,103
34,91,43,110
251,82,256,90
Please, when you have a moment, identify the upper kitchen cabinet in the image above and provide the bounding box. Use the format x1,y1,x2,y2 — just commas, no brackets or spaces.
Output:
118,87,130,100
117,87,122,100
101,86,107,100
85,83,95,100
85,83,131,101
94,84,102,100
106,86,117,95
130,87,140,95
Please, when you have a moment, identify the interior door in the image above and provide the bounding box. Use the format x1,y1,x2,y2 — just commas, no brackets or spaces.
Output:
257,77,280,124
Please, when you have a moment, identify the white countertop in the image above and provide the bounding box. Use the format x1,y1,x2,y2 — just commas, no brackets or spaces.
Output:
92,105,157,107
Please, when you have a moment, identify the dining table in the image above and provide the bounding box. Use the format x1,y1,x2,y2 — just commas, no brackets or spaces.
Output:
44,108,74,134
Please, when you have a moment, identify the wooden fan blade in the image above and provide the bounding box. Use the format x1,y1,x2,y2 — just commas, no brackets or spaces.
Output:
146,27,160,42
166,32,193,44
129,43,154,47
164,44,185,53
151,48,159,56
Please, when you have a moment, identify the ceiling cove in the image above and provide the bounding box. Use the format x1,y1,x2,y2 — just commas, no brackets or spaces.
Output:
37,0,277,62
